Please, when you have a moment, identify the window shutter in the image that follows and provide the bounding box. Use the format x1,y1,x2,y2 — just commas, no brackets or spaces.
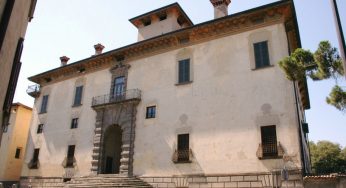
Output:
184,59,190,82
179,60,184,83
178,59,190,83
41,95,49,113
254,43,262,68
254,41,270,68
74,86,83,105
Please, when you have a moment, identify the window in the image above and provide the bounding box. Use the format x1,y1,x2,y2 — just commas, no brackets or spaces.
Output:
158,13,167,21
40,95,49,113
66,145,75,167
112,76,125,99
37,124,44,134
146,106,156,119
254,41,270,68
31,148,40,169
177,134,190,162
71,118,78,129
178,59,190,83
73,86,83,106
261,125,278,157
15,147,21,159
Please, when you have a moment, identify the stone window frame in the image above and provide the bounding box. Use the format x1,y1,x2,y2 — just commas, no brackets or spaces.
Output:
109,62,130,97
175,48,194,86
72,78,86,107
38,87,51,114
172,130,193,164
248,30,274,70
145,105,156,119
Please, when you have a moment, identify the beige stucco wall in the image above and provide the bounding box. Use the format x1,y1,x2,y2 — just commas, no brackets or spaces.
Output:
0,104,32,181
22,23,303,178
0,0,32,147
137,11,183,41
22,70,112,178
130,23,301,176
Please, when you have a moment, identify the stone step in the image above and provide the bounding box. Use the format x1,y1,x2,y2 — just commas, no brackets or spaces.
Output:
65,176,152,188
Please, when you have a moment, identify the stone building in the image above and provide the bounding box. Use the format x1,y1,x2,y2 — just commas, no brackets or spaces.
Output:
0,0,37,146
22,0,311,187
0,103,32,186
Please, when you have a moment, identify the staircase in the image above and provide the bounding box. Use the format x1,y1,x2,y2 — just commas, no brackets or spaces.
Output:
64,175,153,188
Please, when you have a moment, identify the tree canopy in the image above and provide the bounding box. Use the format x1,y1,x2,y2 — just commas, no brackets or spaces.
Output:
310,141,346,174
278,41,346,112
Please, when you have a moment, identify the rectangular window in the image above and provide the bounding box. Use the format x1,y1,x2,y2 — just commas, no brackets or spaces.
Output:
71,118,78,129
66,145,75,167
146,106,156,119
73,86,83,106
254,41,270,68
177,134,190,162
31,148,40,168
178,59,190,83
15,147,21,159
40,95,49,113
261,125,278,157
37,124,44,134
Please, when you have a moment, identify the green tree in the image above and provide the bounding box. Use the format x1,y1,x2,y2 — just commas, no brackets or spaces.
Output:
278,41,346,112
309,141,346,174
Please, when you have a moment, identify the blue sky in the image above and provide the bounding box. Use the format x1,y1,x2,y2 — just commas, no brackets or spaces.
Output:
14,0,346,146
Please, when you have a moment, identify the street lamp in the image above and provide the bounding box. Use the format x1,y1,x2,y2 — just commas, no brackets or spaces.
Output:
331,0,346,79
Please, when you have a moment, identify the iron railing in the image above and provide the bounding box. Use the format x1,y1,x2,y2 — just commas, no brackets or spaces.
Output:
26,84,40,97
92,89,141,106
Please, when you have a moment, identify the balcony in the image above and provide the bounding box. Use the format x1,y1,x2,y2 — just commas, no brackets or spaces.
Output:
92,89,141,107
26,84,40,98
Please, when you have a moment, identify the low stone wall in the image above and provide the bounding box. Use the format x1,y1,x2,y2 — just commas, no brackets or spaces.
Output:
20,177,64,188
140,171,303,188
304,174,346,188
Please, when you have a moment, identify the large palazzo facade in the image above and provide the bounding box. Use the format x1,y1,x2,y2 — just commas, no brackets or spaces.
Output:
21,1,311,187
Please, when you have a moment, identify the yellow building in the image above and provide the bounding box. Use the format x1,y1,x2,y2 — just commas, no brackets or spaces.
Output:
0,103,32,185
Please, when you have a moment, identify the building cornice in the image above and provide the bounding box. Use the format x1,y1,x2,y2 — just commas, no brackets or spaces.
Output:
29,0,310,109
30,0,294,85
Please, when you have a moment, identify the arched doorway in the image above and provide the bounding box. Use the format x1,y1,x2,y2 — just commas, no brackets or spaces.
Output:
102,125,122,174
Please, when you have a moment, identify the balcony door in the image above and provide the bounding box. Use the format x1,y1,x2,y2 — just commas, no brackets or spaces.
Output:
112,76,125,101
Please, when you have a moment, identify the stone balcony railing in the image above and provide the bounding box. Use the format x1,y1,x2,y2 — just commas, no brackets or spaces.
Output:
91,89,141,107
26,84,40,97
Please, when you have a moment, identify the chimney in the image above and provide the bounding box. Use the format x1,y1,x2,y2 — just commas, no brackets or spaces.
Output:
60,56,70,66
94,43,105,55
210,0,231,19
